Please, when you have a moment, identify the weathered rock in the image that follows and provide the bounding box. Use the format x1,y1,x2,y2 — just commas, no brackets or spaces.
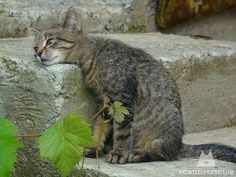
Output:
0,0,133,37
129,0,158,32
0,33,236,176
82,127,236,177
1,0,235,42
0,0,162,38
0,36,97,176
0,16,28,38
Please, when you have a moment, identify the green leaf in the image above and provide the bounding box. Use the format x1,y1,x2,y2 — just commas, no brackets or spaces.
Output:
0,118,21,177
113,111,125,123
38,114,94,177
109,101,130,123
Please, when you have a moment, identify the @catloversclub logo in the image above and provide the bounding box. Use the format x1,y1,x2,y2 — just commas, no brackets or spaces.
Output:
197,150,216,167
178,150,234,176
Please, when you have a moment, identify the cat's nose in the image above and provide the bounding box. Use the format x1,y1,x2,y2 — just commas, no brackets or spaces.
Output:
34,47,42,57
37,51,43,57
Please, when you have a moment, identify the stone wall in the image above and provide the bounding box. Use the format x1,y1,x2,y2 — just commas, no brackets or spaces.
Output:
1,0,235,41
0,0,133,37
0,36,97,176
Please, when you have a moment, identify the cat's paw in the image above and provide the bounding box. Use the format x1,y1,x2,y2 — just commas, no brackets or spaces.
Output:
85,146,97,158
106,151,128,164
128,149,151,163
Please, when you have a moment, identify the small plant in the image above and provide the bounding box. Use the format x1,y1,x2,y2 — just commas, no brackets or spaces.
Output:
0,101,129,177
0,119,21,177
108,101,129,123
39,114,94,176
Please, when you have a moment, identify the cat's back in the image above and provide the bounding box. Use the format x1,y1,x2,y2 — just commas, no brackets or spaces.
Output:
89,36,165,70
89,36,177,88
88,36,139,62
88,36,180,105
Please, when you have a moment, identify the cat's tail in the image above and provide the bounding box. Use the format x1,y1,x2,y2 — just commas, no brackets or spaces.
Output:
180,143,236,163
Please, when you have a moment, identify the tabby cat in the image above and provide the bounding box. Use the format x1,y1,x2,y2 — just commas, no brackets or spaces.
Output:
34,8,236,164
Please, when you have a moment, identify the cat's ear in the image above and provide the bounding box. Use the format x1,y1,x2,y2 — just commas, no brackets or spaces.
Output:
63,7,82,34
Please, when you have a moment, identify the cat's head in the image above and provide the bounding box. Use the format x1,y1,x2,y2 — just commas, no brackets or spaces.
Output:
34,8,83,65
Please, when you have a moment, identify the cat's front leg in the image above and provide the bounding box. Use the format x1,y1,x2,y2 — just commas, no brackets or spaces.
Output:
106,113,133,164
85,115,112,157
85,95,112,157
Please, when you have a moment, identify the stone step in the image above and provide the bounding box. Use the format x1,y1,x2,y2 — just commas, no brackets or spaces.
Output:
82,126,236,177
0,0,156,38
0,32,236,176
0,0,132,37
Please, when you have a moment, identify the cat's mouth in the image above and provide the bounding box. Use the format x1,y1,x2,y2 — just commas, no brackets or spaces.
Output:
41,58,50,62
40,56,57,63
39,55,64,65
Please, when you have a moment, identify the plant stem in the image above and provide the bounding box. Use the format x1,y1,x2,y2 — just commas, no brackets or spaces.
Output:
16,133,42,139
88,104,108,122
16,103,109,139
80,149,85,171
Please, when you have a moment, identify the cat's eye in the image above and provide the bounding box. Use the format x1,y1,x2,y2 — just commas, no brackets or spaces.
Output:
46,39,55,46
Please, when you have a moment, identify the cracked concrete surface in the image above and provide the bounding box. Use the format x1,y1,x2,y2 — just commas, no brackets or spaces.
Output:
82,127,236,177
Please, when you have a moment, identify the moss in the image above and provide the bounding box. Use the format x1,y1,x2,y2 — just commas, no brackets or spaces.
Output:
117,22,145,33
127,24,141,33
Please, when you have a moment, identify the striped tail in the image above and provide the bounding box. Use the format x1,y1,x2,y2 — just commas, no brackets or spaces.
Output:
180,143,236,163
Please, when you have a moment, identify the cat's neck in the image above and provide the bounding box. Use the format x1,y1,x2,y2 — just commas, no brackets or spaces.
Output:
66,35,95,73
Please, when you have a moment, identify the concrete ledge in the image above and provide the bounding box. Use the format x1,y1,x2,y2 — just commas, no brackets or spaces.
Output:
82,127,236,177
0,37,97,176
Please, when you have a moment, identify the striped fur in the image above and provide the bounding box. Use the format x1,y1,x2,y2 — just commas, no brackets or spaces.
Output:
34,8,236,164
